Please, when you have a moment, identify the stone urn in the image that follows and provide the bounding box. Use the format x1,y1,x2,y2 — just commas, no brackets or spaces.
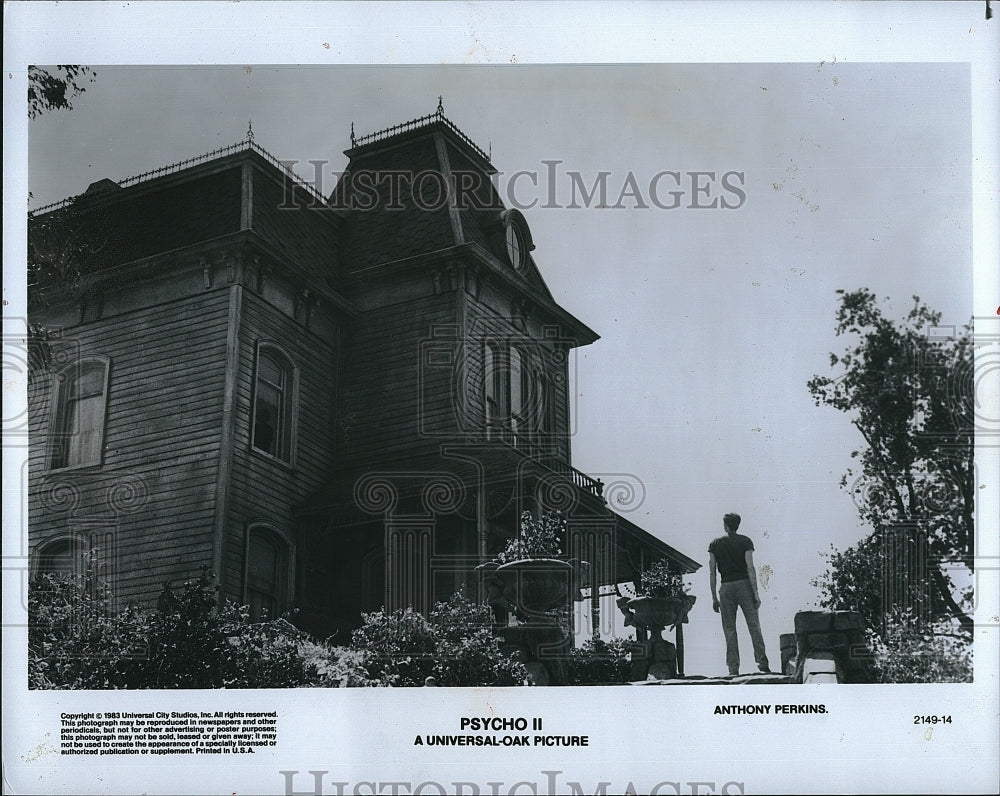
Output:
498,558,575,617
478,558,587,618
626,594,697,631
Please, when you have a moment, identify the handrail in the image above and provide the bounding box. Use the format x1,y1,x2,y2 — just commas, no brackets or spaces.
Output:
351,101,490,163
30,138,329,217
486,422,604,498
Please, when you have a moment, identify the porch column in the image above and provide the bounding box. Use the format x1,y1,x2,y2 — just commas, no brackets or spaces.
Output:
675,622,685,677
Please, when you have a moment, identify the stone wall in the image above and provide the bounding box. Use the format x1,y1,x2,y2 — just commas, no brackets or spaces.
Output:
787,610,874,683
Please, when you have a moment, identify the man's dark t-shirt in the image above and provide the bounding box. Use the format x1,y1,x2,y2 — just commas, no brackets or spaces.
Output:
709,533,754,582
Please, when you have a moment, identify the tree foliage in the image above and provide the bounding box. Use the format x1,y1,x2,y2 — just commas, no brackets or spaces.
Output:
865,609,972,683
808,289,974,637
28,65,94,119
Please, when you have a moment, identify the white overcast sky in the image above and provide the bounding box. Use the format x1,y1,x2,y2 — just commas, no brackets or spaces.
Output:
22,61,974,672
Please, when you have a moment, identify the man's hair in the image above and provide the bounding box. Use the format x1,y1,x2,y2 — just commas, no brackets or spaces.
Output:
723,512,741,532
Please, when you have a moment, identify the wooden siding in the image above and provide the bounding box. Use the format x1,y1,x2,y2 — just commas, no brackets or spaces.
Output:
28,289,232,607
221,290,338,602
336,290,459,476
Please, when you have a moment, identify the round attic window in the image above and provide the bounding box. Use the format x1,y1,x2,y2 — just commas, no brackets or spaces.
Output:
505,221,525,270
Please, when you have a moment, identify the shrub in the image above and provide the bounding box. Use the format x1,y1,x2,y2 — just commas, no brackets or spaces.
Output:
428,592,528,687
29,572,151,689
567,637,632,685
350,606,439,686
29,570,319,689
30,571,529,689
146,578,316,688
351,591,527,687
298,641,375,688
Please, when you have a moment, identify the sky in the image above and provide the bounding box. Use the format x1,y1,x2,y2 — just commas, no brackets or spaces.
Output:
24,62,973,676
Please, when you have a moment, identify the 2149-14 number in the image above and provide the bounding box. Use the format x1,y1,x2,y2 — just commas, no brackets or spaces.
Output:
914,715,952,724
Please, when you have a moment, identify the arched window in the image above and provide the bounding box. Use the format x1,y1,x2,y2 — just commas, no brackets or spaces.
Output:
50,357,110,470
252,343,297,463
33,536,85,579
244,526,292,622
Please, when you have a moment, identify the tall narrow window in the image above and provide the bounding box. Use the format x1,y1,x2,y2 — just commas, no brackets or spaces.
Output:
245,527,289,622
537,371,551,437
510,346,524,435
252,344,296,462
50,357,109,470
483,341,501,437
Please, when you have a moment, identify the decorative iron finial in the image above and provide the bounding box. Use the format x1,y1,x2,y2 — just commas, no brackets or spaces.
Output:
247,120,254,143
489,140,492,160
350,121,356,147
437,96,444,116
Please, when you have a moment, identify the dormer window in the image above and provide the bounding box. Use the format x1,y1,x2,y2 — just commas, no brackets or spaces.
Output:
501,209,533,272
505,222,524,270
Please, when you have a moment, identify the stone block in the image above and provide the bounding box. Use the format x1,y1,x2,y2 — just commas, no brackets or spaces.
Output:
833,611,864,631
794,610,832,634
779,633,797,651
803,631,848,651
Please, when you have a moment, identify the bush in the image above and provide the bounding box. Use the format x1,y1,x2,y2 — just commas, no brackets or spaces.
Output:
566,637,632,685
29,571,319,689
351,591,528,687
29,572,151,689
350,606,439,686
30,571,529,688
298,641,375,688
146,577,316,688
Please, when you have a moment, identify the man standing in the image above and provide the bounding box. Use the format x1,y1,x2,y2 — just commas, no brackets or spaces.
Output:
709,512,770,675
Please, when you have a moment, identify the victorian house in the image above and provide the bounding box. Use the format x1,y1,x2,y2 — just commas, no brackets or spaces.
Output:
27,105,700,648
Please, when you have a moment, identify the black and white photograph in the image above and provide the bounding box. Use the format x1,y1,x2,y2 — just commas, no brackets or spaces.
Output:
4,3,999,795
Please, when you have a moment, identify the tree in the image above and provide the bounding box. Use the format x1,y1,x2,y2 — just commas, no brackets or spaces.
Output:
28,66,94,119
27,65,98,372
807,289,974,636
